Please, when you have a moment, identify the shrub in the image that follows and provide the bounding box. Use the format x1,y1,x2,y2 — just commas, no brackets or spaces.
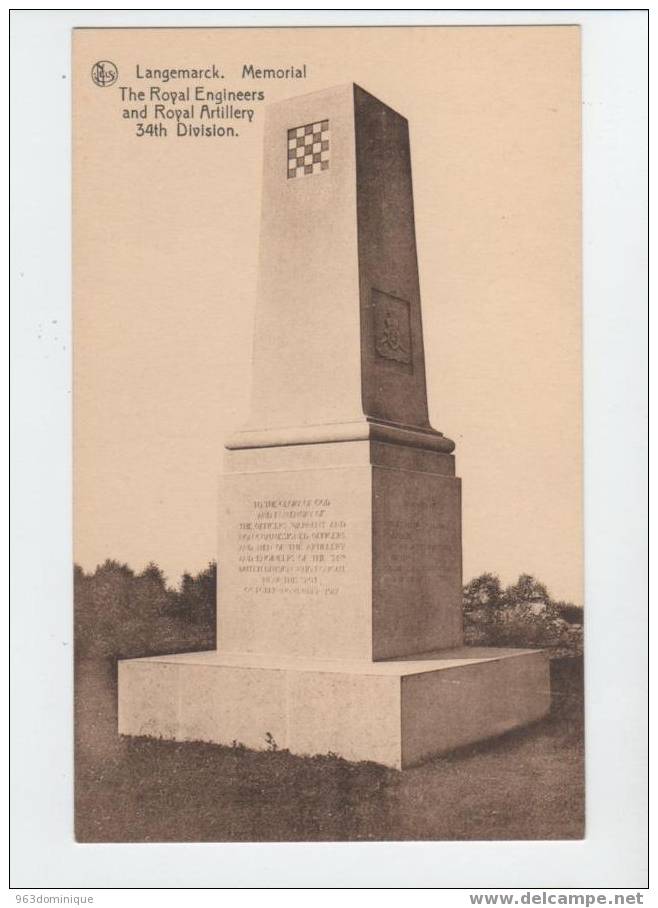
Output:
554,601,584,625
463,573,506,612
463,573,583,658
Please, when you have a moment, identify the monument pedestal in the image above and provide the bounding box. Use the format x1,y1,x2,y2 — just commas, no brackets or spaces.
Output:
118,648,549,770
117,83,551,769
217,440,464,663
118,439,550,768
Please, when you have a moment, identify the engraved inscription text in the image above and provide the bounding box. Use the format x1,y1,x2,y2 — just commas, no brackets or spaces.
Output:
238,498,347,597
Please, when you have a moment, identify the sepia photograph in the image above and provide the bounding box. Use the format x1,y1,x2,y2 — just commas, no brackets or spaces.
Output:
71,24,585,845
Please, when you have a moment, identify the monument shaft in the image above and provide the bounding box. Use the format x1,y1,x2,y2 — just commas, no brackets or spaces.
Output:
228,83,450,451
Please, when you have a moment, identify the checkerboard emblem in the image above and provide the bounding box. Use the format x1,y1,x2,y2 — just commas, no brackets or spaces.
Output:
287,120,330,178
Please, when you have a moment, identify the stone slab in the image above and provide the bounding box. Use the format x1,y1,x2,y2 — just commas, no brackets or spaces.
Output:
224,439,456,476
118,647,550,769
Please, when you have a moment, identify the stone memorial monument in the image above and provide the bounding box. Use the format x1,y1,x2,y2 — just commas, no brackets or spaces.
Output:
118,84,550,769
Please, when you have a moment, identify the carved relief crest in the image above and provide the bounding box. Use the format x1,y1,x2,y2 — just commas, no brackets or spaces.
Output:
372,290,412,366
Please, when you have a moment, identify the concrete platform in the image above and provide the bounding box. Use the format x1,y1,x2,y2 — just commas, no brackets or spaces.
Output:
118,647,550,769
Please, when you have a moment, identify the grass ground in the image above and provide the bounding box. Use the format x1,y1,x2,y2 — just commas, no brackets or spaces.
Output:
75,656,584,842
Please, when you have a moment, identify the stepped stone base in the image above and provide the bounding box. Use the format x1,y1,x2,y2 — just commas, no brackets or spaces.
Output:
118,647,550,769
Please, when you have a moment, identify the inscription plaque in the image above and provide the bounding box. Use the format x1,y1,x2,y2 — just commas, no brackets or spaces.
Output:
237,497,347,598
219,463,373,660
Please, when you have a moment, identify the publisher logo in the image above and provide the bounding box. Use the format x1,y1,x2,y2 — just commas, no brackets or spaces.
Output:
91,60,118,87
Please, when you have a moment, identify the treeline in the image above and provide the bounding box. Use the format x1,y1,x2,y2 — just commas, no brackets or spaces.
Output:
74,561,583,662
74,559,216,660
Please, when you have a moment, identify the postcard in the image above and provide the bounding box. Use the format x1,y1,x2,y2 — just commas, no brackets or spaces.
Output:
72,24,583,844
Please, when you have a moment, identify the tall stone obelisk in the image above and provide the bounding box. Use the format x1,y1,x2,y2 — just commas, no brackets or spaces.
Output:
118,85,550,769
